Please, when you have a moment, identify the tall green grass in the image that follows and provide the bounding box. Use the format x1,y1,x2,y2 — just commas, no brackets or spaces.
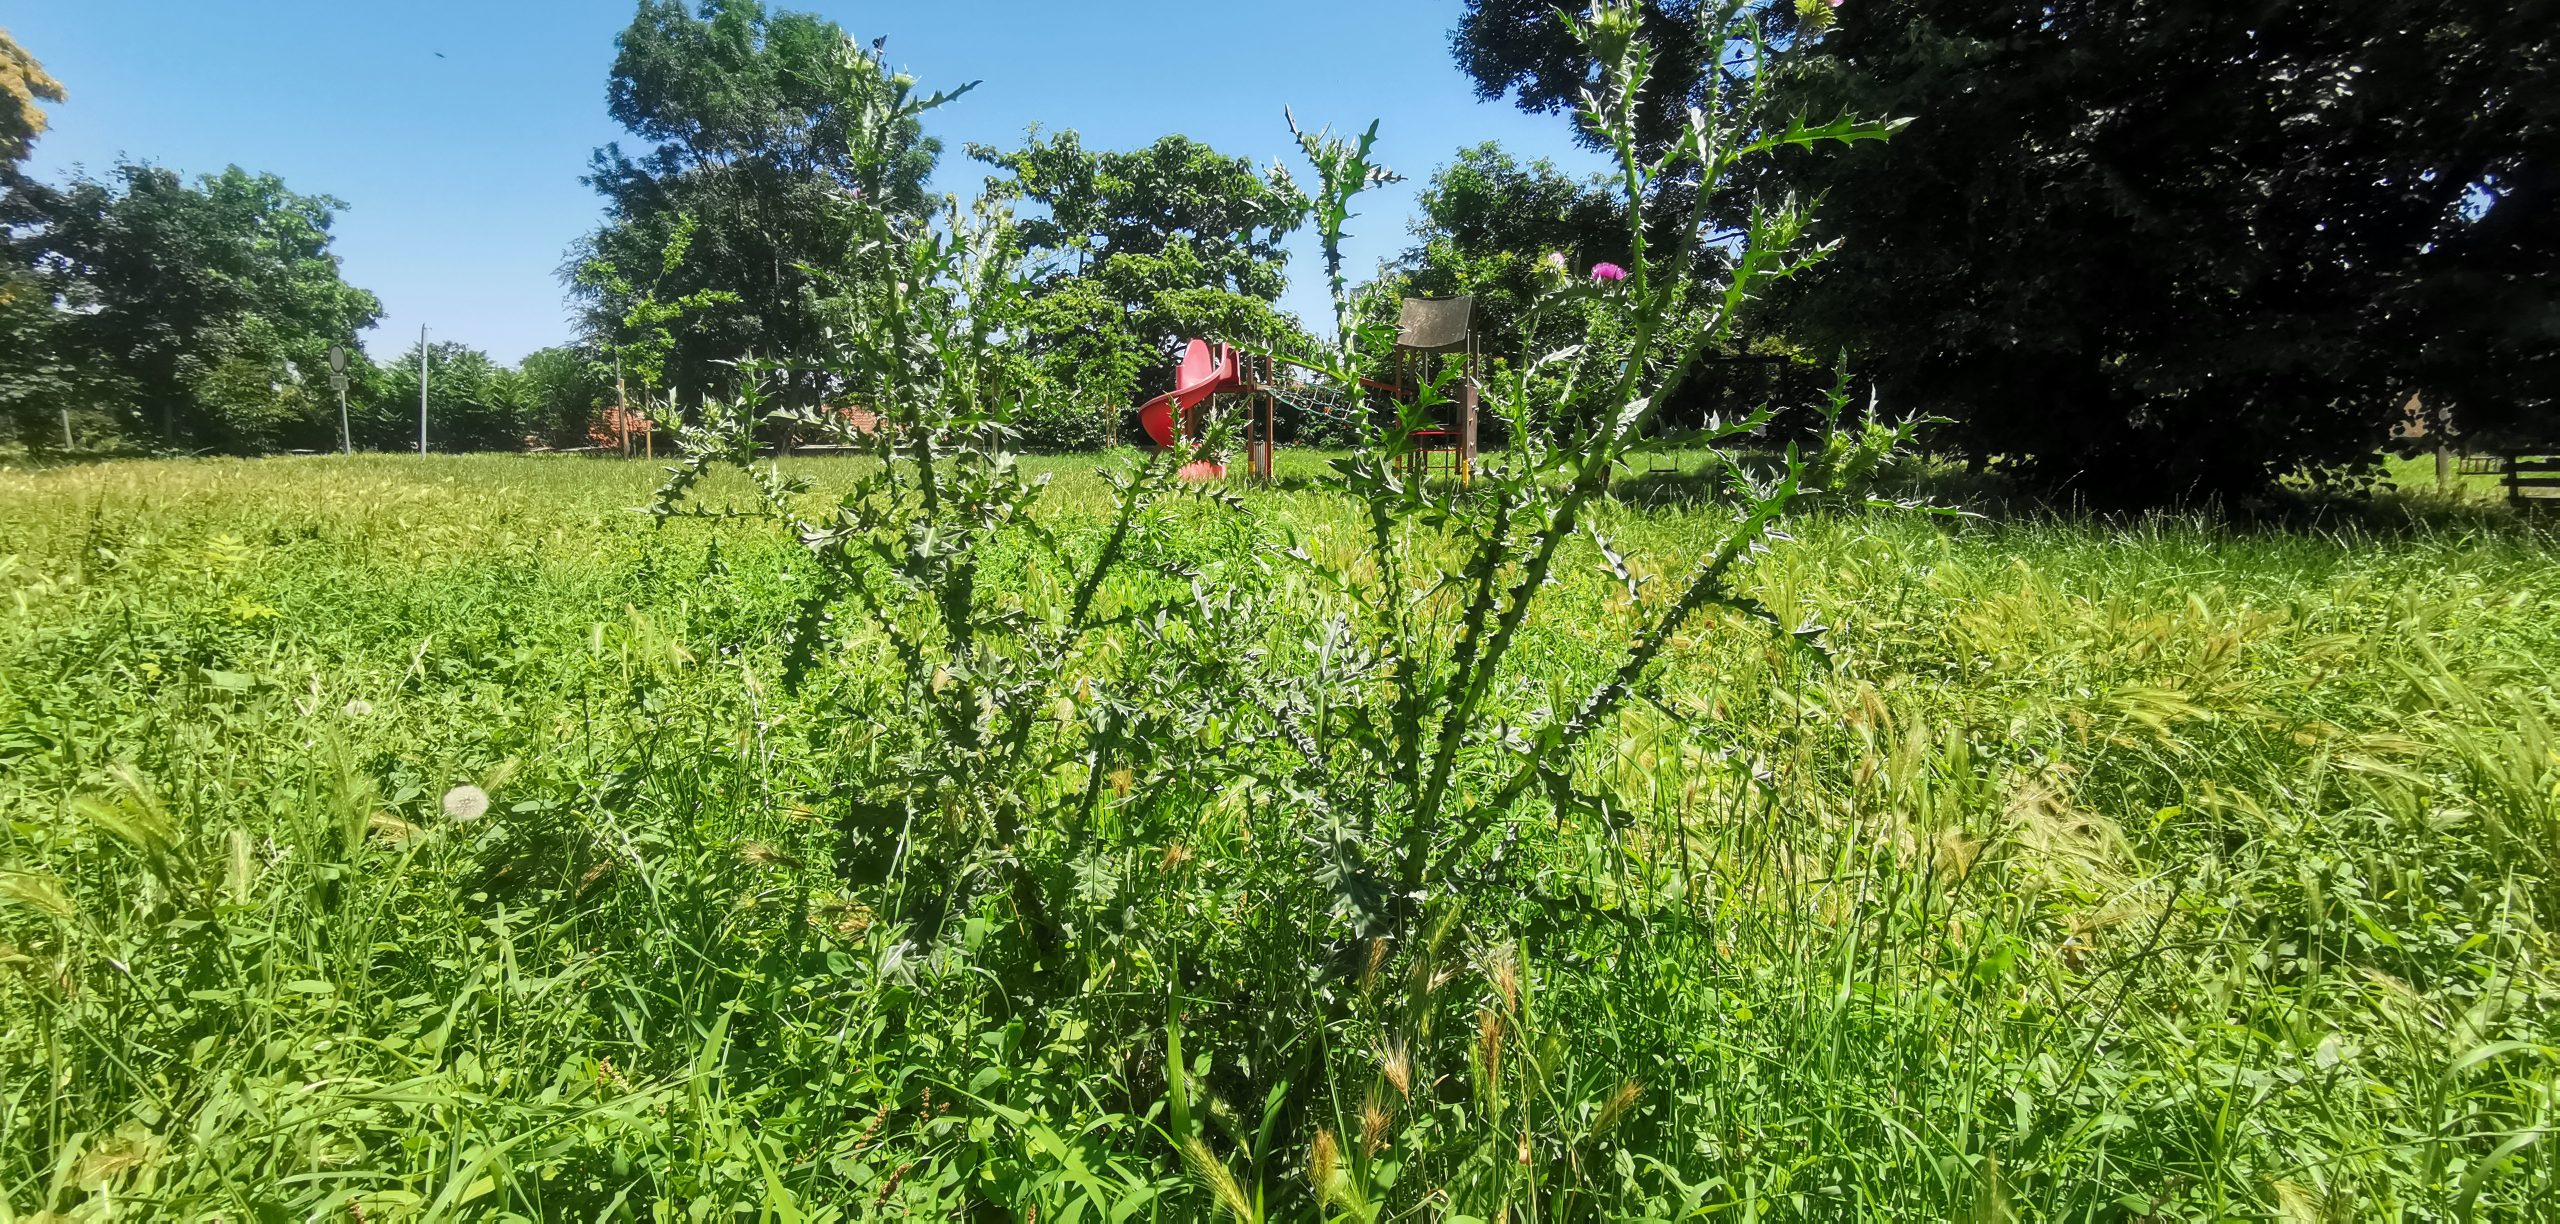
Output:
1,453,2554,1219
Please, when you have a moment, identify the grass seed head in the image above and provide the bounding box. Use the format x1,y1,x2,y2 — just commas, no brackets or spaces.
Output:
1375,1035,1413,1098
1484,941,1520,1010
739,841,802,871
576,858,618,897
1932,826,1983,878
1181,1137,1254,1221
0,870,76,921
1308,1128,1340,1198
1361,1090,1393,1156
1591,1078,1643,1136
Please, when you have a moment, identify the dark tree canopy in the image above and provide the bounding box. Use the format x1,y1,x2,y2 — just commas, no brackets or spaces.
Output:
1452,0,1771,161
1454,0,2560,503
1770,0,2559,501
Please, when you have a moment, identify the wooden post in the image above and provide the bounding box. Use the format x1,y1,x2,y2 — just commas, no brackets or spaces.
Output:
1251,357,1275,481
2436,444,2454,494
1459,341,1479,485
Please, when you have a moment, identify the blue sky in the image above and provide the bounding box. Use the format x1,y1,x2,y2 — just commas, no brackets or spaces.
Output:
12,1,1608,364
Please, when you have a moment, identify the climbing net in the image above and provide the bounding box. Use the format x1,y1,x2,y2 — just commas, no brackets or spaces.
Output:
1264,381,1368,429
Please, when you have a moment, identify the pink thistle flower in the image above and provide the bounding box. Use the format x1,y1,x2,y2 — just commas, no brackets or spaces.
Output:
1590,262,1627,283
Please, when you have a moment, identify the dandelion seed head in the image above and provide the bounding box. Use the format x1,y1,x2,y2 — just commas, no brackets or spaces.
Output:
441,785,490,823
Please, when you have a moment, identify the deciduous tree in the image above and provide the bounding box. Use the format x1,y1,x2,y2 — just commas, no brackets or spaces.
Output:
0,29,64,170
1,162,380,451
970,130,1307,413
1370,142,1627,367
370,340,532,452
575,0,952,415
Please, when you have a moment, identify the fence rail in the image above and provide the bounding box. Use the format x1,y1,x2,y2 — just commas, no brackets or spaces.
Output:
2507,453,2560,509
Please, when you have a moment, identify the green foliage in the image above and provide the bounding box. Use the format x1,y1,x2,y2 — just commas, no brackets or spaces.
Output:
576,0,959,411
1006,386,1112,453
1374,142,1628,363
514,344,616,449
0,268,74,449
1453,0,1788,161
4,4,2558,1220
1274,0,1906,938
0,161,381,452
1758,0,2560,501
1284,113,1403,344
574,212,742,435
972,130,1311,431
370,340,537,452
7,449,2556,1218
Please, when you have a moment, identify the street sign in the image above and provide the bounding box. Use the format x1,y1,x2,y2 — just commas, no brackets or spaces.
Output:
327,345,349,374
329,372,350,395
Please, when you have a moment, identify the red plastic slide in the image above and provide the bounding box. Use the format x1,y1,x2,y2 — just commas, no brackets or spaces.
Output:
1137,339,1240,448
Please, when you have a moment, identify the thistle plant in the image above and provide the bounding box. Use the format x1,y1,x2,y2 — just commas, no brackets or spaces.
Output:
645,7,1928,1211
1261,0,1915,931
643,58,1214,948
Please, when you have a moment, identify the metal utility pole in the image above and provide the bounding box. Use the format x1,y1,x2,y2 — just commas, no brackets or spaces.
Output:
616,355,630,457
60,407,74,451
328,345,352,454
418,324,430,455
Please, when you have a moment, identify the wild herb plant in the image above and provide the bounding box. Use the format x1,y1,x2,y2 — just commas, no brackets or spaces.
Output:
1264,0,1910,929
646,68,1220,959
643,2,1934,1215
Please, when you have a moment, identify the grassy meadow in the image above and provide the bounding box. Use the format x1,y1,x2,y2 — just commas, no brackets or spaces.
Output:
2,451,2557,1220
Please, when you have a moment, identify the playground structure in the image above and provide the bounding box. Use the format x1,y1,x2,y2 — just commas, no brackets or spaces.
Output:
1136,297,1480,481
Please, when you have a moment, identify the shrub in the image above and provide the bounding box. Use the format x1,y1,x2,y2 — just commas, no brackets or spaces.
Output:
1008,390,1111,452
